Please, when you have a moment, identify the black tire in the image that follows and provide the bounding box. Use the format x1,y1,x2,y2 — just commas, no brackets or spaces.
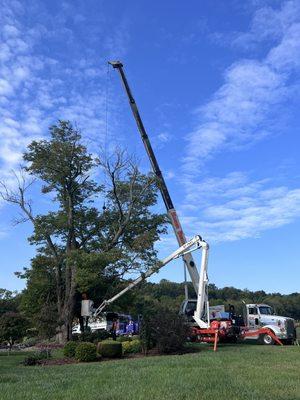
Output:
260,332,275,345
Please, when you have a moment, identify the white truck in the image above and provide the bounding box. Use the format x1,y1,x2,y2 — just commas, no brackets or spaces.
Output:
243,303,296,345
181,299,296,345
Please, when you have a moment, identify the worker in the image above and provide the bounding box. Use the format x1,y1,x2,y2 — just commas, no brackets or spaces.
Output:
111,318,118,341
229,304,236,324
81,293,94,332
126,319,135,336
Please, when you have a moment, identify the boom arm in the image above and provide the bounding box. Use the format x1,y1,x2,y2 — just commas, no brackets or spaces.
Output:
108,61,200,294
93,235,207,317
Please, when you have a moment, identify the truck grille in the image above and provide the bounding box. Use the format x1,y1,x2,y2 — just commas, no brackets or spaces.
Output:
286,319,295,338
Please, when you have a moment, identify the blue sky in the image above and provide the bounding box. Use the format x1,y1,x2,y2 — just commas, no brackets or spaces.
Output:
0,0,300,294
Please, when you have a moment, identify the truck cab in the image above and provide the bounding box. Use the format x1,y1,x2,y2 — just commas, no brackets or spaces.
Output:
244,303,296,344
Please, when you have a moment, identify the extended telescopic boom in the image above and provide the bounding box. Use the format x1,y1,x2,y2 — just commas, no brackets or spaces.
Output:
94,235,207,317
108,61,200,293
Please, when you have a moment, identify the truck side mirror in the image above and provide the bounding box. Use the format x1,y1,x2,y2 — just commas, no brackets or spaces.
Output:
255,318,259,325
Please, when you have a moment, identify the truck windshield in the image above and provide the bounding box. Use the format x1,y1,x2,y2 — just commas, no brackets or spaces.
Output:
259,306,272,315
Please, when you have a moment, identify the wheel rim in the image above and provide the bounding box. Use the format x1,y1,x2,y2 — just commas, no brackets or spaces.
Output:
264,334,273,344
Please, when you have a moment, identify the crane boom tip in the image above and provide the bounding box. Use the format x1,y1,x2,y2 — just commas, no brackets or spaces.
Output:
108,60,123,68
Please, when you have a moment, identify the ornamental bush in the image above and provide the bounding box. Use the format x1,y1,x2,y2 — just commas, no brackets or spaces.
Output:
122,339,142,354
22,356,38,366
97,340,122,358
75,342,97,362
150,309,189,354
63,341,79,358
22,349,52,366
72,330,110,343
117,336,132,343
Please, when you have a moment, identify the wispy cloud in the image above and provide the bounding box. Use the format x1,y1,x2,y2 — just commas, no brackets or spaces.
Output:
0,0,130,201
183,1,300,170
179,1,300,242
180,171,300,242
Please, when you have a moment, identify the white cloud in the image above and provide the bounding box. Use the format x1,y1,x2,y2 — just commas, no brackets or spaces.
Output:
179,172,300,242
183,1,300,171
157,132,172,143
177,1,300,243
0,0,131,220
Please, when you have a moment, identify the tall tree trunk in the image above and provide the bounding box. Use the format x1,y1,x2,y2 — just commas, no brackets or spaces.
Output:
58,259,77,343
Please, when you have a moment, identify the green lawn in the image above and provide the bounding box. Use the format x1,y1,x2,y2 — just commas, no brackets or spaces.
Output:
0,345,300,400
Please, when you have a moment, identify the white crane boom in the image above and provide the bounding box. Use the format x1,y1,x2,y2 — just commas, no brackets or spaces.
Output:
93,235,208,320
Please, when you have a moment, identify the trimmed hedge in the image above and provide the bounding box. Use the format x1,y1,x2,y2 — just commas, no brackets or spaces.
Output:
116,336,132,343
97,340,122,358
122,339,141,354
75,342,97,362
63,341,79,358
72,330,110,343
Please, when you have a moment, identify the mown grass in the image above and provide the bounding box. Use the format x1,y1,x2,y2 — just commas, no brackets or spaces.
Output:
0,344,299,400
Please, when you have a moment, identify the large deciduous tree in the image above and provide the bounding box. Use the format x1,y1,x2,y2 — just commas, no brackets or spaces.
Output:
1,120,167,342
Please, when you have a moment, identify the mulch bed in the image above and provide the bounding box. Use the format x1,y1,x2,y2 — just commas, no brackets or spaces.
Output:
37,345,201,367
39,357,78,366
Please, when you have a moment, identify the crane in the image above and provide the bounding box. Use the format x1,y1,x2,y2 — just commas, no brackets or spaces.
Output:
108,61,201,298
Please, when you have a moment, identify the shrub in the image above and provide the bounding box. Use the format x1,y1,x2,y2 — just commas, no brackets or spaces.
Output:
117,336,132,343
22,356,38,366
22,337,39,348
36,348,52,359
122,339,142,354
97,340,122,358
22,349,51,366
63,341,79,358
72,330,110,343
75,342,97,362
150,309,189,354
139,317,156,354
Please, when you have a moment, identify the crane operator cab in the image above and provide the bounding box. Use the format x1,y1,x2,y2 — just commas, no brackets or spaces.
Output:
180,299,198,323
180,299,228,324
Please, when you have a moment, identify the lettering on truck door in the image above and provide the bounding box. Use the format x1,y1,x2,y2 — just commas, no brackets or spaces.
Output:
248,306,260,329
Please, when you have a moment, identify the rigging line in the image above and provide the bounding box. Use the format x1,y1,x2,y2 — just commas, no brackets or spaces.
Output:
103,62,111,211
104,61,110,163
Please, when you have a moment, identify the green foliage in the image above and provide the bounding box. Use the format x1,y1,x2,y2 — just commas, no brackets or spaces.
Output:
122,339,141,354
116,336,133,343
22,349,51,366
22,336,39,348
22,356,38,366
75,342,97,362
63,341,79,358
97,340,122,358
72,330,110,343
0,289,20,317
0,312,28,347
139,317,155,354
17,256,58,338
147,308,189,354
135,281,300,321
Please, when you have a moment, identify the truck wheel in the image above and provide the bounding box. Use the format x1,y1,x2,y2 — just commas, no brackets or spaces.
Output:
260,333,275,345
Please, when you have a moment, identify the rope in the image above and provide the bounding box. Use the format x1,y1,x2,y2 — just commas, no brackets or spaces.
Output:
103,63,111,211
